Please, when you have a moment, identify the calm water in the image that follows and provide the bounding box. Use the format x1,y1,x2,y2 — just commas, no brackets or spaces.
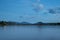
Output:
0,25,60,40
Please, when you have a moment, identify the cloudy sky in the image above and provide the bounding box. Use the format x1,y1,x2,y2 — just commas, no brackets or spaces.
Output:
0,0,60,23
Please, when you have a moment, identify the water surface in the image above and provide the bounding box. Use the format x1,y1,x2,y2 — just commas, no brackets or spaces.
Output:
0,25,60,40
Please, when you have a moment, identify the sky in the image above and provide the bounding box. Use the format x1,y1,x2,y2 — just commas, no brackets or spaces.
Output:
0,0,60,23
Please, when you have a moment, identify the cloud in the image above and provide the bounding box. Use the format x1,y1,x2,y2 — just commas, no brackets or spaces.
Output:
47,7,60,14
39,4,44,9
32,0,44,13
32,2,44,12
33,4,44,12
48,9,56,14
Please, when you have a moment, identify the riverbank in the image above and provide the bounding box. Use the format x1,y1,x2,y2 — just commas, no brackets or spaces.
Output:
0,21,60,26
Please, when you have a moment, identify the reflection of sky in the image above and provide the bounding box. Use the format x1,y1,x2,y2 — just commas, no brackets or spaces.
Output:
0,0,60,23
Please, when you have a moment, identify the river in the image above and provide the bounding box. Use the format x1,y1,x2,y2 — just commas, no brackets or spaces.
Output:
0,25,60,40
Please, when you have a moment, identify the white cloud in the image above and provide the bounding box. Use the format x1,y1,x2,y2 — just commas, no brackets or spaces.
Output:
39,4,44,9
33,4,44,12
32,0,44,12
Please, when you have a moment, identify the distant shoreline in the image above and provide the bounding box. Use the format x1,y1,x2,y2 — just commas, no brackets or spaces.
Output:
0,21,60,26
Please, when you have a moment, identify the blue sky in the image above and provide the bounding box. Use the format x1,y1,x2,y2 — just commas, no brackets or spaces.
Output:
0,0,60,23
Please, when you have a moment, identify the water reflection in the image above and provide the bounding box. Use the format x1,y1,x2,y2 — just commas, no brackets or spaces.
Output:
0,25,60,40
0,26,6,31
